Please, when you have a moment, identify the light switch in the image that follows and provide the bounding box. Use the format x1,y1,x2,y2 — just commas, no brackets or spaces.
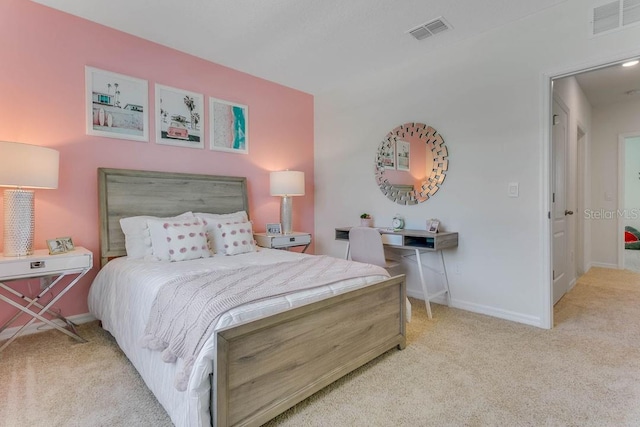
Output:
508,182,519,198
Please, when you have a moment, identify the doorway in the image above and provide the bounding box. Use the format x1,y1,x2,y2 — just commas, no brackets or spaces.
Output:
546,55,640,328
619,133,640,272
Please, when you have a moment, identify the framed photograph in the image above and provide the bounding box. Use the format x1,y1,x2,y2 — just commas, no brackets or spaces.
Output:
156,84,204,148
379,138,396,170
266,223,282,235
85,66,149,142
47,237,74,255
426,219,440,234
209,97,248,154
396,139,410,172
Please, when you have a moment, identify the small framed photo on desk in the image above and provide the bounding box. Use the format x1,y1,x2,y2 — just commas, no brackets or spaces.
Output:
426,219,440,234
266,223,282,235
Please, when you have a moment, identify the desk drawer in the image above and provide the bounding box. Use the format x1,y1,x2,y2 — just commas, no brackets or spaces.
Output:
271,234,311,247
0,249,92,280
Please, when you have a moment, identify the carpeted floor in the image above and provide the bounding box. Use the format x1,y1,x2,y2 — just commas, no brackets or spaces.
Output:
2,267,640,426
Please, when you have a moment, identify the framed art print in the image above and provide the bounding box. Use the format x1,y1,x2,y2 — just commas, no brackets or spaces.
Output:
396,139,410,172
85,66,148,142
209,97,248,154
47,236,74,255
266,223,282,235
156,84,204,148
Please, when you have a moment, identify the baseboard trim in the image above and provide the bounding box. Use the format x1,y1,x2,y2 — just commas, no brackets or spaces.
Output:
0,312,96,341
590,262,619,269
406,289,542,327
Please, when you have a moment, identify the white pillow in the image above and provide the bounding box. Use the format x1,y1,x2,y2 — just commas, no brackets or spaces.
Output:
218,221,257,256
194,211,248,254
163,219,210,262
148,217,209,261
119,212,194,259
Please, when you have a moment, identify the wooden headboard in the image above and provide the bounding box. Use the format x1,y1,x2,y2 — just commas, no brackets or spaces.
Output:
98,168,249,267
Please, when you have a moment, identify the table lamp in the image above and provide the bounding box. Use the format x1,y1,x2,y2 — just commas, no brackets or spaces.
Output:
0,141,59,256
270,170,304,235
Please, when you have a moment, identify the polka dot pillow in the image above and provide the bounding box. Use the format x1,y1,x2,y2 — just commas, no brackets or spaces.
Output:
218,221,257,256
163,219,210,262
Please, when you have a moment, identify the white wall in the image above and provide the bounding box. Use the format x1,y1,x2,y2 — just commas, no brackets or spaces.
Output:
590,100,640,267
314,0,640,327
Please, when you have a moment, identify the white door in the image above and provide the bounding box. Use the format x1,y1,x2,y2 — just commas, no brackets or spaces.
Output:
552,98,572,304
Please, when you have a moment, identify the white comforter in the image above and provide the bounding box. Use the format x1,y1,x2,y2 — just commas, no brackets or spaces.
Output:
88,249,391,427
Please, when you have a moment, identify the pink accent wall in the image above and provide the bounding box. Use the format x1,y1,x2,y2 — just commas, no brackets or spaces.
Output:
0,1,314,326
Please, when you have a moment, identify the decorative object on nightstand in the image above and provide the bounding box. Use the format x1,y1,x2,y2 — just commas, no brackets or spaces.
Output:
254,231,311,253
392,214,405,231
360,213,374,227
0,141,59,257
46,236,74,255
265,223,282,235
0,247,92,352
270,170,305,235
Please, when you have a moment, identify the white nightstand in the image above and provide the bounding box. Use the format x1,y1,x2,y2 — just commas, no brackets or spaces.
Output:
0,247,93,351
254,232,312,253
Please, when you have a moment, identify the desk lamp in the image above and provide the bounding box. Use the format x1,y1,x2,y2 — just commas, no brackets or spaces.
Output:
270,170,304,235
0,141,59,256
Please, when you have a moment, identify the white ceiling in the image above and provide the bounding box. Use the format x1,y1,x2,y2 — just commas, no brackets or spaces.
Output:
32,0,567,94
573,61,640,108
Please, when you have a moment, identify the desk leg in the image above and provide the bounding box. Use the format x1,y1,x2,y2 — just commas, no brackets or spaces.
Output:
0,270,89,352
415,249,433,319
440,250,452,305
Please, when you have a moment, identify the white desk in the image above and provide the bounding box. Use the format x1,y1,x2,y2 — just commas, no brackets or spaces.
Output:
0,247,93,351
336,227,458,319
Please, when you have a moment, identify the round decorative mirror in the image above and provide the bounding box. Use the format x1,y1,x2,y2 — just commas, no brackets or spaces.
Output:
375,122,448,205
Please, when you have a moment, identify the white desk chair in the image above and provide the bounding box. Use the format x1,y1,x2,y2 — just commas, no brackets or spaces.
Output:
349,227,412,321
348,227,400,270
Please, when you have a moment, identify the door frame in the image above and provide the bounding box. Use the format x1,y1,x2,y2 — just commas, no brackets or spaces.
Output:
541,50,640,329
618,132,640,269
576,122,588,276
551,94,571,304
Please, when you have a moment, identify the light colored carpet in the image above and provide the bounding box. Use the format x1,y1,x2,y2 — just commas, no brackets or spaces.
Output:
2,267,640,426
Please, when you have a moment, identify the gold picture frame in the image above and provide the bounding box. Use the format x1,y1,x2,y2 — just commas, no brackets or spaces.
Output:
46,236,74,255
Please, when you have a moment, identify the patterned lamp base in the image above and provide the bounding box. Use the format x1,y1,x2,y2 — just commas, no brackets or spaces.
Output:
3,189,35,257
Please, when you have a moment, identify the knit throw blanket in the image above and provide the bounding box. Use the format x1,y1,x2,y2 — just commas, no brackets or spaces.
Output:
141,255,389,391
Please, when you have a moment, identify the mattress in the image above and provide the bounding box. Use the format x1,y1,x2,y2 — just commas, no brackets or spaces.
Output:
88,248,391,427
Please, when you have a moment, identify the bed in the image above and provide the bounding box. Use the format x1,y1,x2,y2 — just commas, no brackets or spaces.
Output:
89,168,406,427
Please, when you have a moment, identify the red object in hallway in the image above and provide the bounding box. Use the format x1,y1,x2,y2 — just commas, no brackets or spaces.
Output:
625,231,638,243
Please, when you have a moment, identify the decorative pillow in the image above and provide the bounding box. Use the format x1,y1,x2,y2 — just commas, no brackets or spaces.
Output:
218,221,256,256
194,211,248,254
625,231,638,244
119,212,194,259
148,217,208,261
625,226,640,250
158,219,210,262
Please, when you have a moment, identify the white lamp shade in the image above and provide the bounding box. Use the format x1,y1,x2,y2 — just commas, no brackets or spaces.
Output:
270,170,305,196
0,141,59,189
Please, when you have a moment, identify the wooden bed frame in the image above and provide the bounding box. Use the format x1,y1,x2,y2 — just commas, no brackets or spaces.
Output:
97,167,406,427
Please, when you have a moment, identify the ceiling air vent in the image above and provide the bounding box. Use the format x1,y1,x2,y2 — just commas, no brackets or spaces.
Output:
623,0,640,25
408,17,452,41
592,0,640,35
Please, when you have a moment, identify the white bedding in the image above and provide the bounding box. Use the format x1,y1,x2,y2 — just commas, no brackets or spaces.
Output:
88,248,392,427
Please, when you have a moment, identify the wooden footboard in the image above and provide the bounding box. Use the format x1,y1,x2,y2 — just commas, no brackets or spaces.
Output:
214,275,406,427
